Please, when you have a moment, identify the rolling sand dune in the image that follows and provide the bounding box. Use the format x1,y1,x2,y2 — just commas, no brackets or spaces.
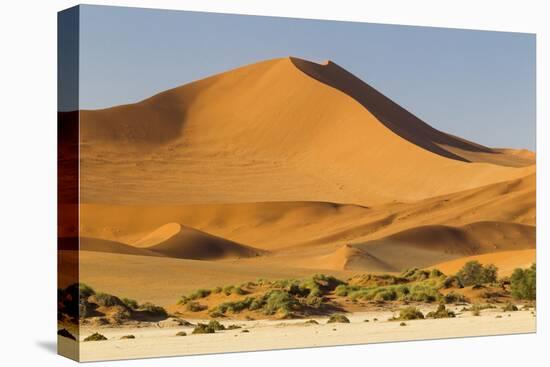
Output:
138,223,265,260
59,236,164,257
67,56,536,307
79,57,533,206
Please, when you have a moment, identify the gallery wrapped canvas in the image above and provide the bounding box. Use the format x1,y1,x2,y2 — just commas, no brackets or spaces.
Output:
58,5,536,362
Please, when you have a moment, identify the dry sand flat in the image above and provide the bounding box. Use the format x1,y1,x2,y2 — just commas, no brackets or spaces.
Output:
75,308,536,362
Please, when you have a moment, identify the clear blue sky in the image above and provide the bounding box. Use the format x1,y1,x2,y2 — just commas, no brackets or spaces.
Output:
78,5,536,150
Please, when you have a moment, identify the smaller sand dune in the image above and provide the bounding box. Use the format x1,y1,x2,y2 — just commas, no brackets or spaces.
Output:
315,221,537,272
59,236,165,257
431,249,536,277
307,244,398,272
142,223,266,260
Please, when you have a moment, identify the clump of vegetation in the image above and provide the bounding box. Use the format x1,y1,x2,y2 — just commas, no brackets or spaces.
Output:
441,291,466,304
394,307,424,320
399,322,407,326
510,264,536,300
426,304,455,319
122,298,139,310
139,302,168,318
305,319,319,325
208,320,226,331
57,328,76,340
92,292,126,308
175,331,187,337
78,283,96,298
223,285,246,296
192,323,216,334
442,275,462,289
327,314,350,323
120,335,135,339
226,324,242,330
502,302,518,312
241,329,250,333
211,286,223,294
456,261,498,287
186,301,207,312
84,332,108,342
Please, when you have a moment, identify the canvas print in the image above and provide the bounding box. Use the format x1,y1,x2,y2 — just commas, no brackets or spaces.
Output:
58,5,536,362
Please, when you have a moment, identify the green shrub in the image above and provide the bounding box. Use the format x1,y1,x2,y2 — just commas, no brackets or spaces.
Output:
122,298,139,310
139,302,168,317
208,320,226,331
397,307,424,320
400,322,407,326
327,314,350,323
263,290,300,315
211,286,223,294
456,261,498,286
78,283,96,298
502,302,518,312
93,292,126,307
430,269,444,278
442,291,465,304
510,264,536,300
186,301,206,312
189,289,212,300
175,331,187,336
226,324,242,330
192,323,216,334
426,304,455,318
334,284,349,297
84,332,107,342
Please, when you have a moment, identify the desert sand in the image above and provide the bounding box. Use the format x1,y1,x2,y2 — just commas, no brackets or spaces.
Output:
58,57,536,360
68,307,535,362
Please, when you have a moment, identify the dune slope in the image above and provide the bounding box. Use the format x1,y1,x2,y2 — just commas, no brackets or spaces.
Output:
79,57,534,206
142,223,266,260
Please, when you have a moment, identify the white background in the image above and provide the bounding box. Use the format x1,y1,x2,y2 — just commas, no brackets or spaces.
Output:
0,0,547,366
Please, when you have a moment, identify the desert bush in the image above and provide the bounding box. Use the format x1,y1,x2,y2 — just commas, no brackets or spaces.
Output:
175,331,187,336
139,302,168,318
305,319,319,325
334,284,350,297
241,329,250,333
186,301,207,312
407,284,439,303
215,297,256,314
502,302,518,312
456,261,498,286
92,292,126,308
84,332,107,342
57,328,76,340
442,275,462,289
401,268,430,282
189,289,211,300
208,320,226,331
430,269,444,278
226,324,242,330
510,264,536,300
442,291,466,304
122,298,139,310
78,283,96,298
120,335,135,339
211,286,223,294
192,323,216,334
396,307,424,320
426,304,455,319
263,290,300,315
400,322,407,326
327,314,350,323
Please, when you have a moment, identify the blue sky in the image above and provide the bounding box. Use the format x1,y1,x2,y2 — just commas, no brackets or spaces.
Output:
78,5,536,150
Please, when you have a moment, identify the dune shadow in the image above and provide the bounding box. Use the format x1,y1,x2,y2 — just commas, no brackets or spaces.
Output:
290,57,495,161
